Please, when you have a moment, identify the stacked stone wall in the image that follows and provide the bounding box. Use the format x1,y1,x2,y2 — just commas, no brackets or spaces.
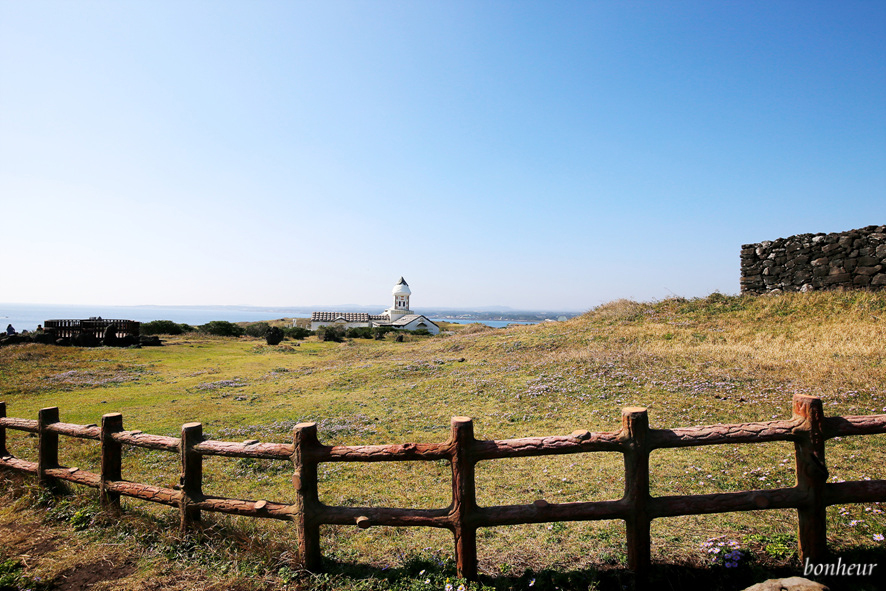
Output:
740,225,886,294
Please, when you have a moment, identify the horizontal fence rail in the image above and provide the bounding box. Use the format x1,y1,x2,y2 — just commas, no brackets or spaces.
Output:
1,394,885,580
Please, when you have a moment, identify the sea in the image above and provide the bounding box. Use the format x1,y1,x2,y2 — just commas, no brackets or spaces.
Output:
0,303,536,332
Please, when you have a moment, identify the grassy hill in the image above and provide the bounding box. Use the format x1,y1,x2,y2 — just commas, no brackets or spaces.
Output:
0,291,884,590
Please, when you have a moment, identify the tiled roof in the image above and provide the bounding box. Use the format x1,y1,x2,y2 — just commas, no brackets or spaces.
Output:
311,312,370,322
311,312,391,322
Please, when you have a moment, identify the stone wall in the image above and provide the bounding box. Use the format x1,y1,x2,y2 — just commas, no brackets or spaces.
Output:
740,225,886,294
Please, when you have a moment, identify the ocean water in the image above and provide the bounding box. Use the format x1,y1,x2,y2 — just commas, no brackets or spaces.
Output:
0,303,537,332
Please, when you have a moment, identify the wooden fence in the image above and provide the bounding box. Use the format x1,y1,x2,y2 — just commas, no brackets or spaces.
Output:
1,394,885,581
43,318,140,339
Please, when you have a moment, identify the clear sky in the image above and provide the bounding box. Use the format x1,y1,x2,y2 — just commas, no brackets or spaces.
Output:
1,1,883,311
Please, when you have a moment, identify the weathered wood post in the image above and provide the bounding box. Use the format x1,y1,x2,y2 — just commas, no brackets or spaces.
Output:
793,394,828,563
37,407,60,490
293,422,322,572
100,413,123,511
622,407,651,578
450,416,478,581
0,402,7,457
179,422,204,530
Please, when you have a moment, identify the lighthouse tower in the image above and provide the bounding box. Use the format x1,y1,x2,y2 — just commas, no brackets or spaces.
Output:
385,277,412,321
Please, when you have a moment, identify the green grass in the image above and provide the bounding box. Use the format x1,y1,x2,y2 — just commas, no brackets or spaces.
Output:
1,291,885,590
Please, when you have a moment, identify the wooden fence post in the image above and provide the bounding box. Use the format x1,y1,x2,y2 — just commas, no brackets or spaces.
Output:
622,407,651,578
293,422,322,572
37,407,60,490
450,416,478,581
793,394,828,563
100,413,123,511
180,422,203,530
0,402,7,457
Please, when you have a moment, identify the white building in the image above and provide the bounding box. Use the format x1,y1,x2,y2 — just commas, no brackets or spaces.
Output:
310,278,440,335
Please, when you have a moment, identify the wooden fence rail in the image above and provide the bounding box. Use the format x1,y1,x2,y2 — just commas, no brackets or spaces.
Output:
1,394,885,581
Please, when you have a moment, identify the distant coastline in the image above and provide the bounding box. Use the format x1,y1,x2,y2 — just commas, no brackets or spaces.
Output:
0,303,581,332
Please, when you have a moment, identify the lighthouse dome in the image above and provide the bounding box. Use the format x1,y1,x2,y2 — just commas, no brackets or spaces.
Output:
392,277,411,296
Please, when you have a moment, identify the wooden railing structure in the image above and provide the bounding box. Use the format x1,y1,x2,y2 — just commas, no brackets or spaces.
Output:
43,318,140,339
1,394,885,580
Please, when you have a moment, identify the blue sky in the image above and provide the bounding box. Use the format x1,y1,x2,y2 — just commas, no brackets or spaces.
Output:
1,1,883,311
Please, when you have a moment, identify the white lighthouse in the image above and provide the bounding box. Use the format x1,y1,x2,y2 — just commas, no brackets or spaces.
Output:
385,277,412,321
310,276,439,335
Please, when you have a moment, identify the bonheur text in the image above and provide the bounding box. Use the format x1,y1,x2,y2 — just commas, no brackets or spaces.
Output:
803,557,878,576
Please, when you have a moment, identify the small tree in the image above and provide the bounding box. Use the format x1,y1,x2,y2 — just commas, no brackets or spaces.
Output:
200,321,245,337
345,326,374,339
245,322,270,338
283,326,312,340
373,326,394,340
141,320,194,335
317,325,345,343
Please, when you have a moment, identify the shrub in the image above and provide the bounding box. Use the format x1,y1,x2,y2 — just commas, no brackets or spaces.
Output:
199,321,245,337
373,326,394,340
141,320,194,335
244,322,270,338
316,325,345,342
283,326,312,340
345,327,374,339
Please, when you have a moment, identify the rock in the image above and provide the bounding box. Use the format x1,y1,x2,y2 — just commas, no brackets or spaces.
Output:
73,332,99,347
32,332,56,345
800,283,815,292
853,275,872,286
823,273,851,285
742,576,829,591
102,324,119,346
827,265,846,276
872,273,886,286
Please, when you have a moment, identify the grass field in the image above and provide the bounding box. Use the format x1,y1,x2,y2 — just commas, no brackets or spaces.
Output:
0,291,884,590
